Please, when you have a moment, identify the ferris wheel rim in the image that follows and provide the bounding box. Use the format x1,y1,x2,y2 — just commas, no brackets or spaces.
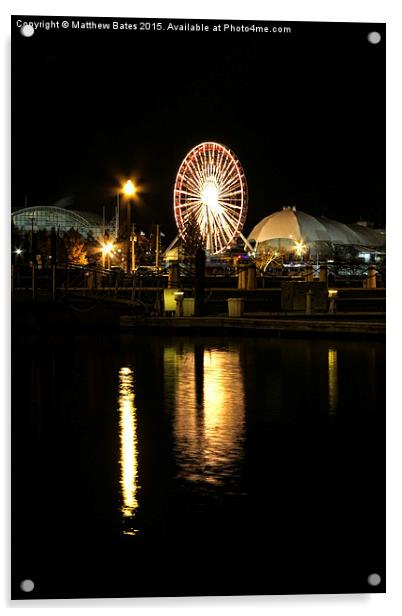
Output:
173,142,248,255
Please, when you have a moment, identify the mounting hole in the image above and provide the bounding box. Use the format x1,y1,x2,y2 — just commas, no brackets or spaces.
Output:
20,579,34,592
367,573,381,587
20,24,34,37
367,31,381,45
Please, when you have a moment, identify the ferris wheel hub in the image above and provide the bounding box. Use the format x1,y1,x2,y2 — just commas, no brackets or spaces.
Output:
201,179,219,211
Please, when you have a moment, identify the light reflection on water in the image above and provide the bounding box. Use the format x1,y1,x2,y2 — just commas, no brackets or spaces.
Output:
328,348,338,415
165,345,245,488
116,341,345,535
118,366,140,535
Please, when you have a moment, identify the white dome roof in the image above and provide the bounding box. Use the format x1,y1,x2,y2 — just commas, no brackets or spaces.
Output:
248,207,385,248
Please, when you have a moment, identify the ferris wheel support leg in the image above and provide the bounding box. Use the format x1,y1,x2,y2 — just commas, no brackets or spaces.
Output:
164,235,179,255
239,232,254,253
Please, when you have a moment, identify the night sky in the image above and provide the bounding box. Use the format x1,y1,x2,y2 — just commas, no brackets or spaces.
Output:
11,17,385,240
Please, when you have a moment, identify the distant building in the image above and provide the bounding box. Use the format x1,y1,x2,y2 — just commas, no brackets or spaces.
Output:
11,205,112,239
247,206,385,258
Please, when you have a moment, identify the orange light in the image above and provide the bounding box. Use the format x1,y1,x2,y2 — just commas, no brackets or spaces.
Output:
102,241,114,255
123,180,136,197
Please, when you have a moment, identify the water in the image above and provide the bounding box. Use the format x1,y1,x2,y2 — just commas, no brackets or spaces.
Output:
12,334,385,598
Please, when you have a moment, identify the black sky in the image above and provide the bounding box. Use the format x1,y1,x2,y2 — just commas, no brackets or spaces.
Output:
11,17,385,238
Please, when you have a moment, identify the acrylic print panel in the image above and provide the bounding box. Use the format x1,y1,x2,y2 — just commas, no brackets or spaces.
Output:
11,16,385,599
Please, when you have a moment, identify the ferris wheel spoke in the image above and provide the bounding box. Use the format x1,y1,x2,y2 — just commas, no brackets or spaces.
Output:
214,217,232,248
216,148,231,177
219,174,240,201
216,153,236,187
176,196,203,211
219,169,240,193
179,190,201,203
211,148,222,182
209,206,234,244
186,157,205,186
222,208,242,229
207,207,225,237
219,167,240,188
212,226,224,253
214,161,230,189
218,197,243,208
218,186,243,201
213,207,239,238
186,161,202,188
179,198,203,210
198,210,210,238
181,200,203,215
207,214,225,253
219,184,242,195
219,207,240,234
210,148,216,173
219,211,238,236
195,169,208,193
217,201,243,220
185,168,204,193
176,188,201,199
218,198,243,211
188,160,205,190
180,204,204,225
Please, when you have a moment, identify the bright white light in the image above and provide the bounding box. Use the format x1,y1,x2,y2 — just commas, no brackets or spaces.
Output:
118,366,139,529
102,241,114,255
294,241,306,257
123,180,136,197
15,248,22,255
201,180,219,212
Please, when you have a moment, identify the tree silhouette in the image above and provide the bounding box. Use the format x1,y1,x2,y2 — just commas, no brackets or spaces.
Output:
64,228,88,265
181,213,205,258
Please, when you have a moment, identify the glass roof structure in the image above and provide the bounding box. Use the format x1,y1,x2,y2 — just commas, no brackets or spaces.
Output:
11,206,109,238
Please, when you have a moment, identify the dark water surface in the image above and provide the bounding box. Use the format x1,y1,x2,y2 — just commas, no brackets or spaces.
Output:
12,334,385,598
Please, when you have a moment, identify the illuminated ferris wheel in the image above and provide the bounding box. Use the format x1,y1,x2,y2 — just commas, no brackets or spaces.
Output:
174,142,248,255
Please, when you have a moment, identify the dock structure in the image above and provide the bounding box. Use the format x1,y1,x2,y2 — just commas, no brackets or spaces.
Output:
120,314,385,338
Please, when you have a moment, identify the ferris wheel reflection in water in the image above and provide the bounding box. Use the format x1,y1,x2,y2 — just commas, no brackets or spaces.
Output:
164,344,246,490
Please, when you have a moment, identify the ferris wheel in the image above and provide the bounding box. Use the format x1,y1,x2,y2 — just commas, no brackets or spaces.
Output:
174,142,248,255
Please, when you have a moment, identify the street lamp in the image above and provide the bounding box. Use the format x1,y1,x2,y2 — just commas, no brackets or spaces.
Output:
120,180,137,274
115,180,137,238
294,240,306,259
123,180,136,197
102,241,114,269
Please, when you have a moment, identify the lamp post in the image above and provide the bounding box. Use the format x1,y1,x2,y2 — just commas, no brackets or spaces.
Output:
131,225,136,273
29,210,37,301
102,241,113,270
122,180,137,274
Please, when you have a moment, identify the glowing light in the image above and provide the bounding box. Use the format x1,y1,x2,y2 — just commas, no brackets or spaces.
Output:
118,366,140,533
174,142,248,255
294,240,306,257
123,180,136,196
15,248,22,255
203,349,245,475
166,345,245,487
201,179,220,212
102,241,114,255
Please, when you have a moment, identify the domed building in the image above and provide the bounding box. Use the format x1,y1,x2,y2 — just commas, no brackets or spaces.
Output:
247,206,385,259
